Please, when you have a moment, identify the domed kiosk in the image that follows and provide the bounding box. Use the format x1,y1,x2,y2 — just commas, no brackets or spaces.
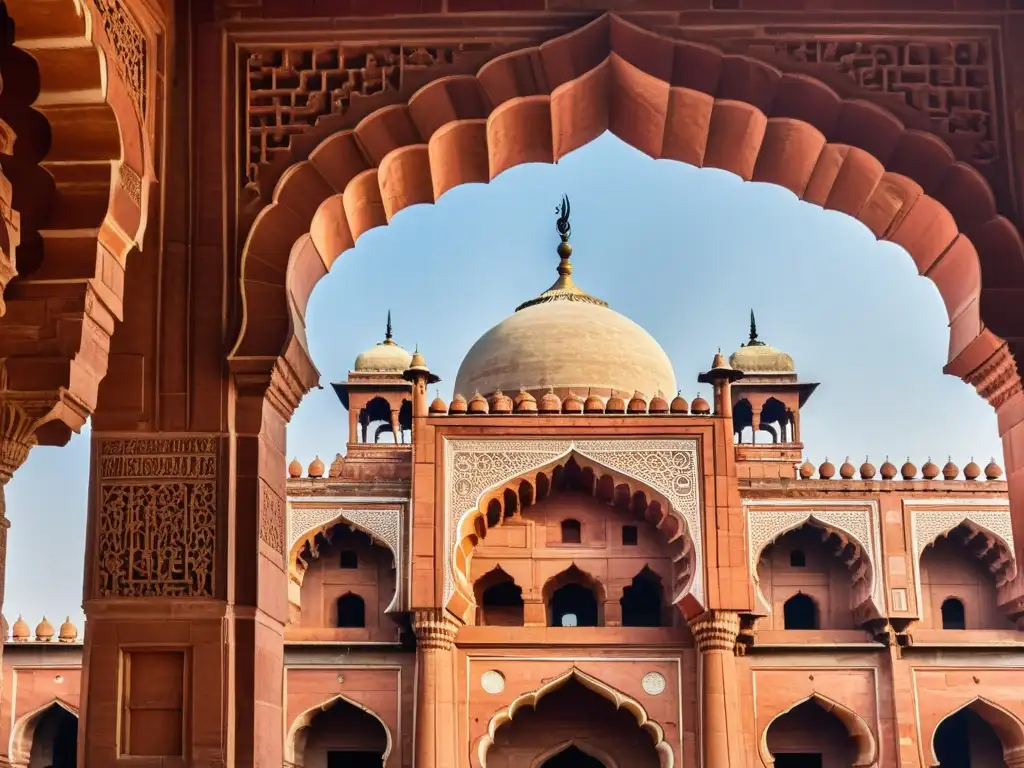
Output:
454,197,676,401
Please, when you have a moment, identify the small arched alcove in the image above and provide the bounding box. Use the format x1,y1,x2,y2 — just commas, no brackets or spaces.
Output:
761,694,877,768
920,531,1016,631
544,566,604,628
286,694,391,768
336,592,366,628
930,698,1024,768
757,524,861,630
475,566,525,626
9,700,79,768
621,567,665,628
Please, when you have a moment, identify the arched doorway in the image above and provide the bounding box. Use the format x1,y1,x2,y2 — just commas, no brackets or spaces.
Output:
287,695,390,768
9,701,79,768
761,695,877,768
484,676,661,767
930,699,1024,768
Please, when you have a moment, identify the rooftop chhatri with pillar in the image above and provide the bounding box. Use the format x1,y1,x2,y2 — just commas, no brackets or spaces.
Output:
2,1,1024,766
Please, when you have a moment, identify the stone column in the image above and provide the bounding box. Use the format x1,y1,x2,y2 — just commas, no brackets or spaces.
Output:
690,610,745,768
413,609,459,768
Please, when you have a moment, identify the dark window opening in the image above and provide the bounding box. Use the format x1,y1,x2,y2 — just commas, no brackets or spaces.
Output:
934,709,972,768
783,593,819,630
621,569,663,627
622,525,639,546
789,550,806,568
773,756,822,768
327,752,385,768
550,583,598,627
941,597,966,630
542,745,606,767
336,593,366,628
481,579,525,626
339,550,358,569
561,519,582,544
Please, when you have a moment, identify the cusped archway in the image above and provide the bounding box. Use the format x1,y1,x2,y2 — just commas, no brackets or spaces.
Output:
928,697,1024,768
8,698,79,768
759,693,877,768
285,692,393,768
231,12,1023,419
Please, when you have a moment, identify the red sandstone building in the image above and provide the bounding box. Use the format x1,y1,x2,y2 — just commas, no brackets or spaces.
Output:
3,1,1024,767
2,222,1020,767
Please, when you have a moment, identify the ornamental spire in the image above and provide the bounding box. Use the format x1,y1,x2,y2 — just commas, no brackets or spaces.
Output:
745,309,766,347
384,310,395,345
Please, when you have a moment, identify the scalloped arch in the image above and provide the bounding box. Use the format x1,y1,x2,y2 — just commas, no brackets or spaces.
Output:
230,12,1023,407
759,692,877,768
285,692,393,766
477,667,673,768
928,697,1024,767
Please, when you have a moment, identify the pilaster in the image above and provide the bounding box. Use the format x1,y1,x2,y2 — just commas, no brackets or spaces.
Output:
412,608,459,768
689,610,745,768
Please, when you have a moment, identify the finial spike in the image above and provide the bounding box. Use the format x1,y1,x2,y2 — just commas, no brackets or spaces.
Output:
555,194,571,243
385,310,393,342
749,309,758,343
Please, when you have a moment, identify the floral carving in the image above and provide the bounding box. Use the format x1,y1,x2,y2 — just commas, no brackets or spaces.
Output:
95,437,218,598
259,481,285,555
746,502,884,616
92,0,147,119
119,164,142,206
963,345,1023,410
443,439,702,606
689,610,741,654
909,504,1016,586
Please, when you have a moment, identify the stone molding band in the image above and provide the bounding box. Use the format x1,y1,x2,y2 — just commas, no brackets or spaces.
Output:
689,610,741,654
413,608,459,651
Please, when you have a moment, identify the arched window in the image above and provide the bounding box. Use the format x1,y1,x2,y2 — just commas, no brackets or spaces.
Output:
941,597,966,630
550,583,598,627
560,519,582,544
339,550,358,569
621,568,663,627
477,568,525,626
336,593,366,628
783,593,819,630
789,550,806,568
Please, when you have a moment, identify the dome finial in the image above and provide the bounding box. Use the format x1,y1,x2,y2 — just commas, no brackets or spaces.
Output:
556,194,571,244
746,309,766,347
384,310,394,345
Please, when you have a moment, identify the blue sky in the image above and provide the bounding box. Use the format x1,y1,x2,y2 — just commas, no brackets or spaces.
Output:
4,132,1003,627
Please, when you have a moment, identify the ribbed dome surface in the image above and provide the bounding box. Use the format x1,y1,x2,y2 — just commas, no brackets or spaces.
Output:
454,301,676,400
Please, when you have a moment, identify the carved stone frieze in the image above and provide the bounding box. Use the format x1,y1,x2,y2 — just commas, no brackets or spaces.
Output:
443,438,702,607
118,164,142,206
92,0,147,119
746,501,884,616
94,436,218,598
908,503,1016,616
963,345,1023,410
259,481,285,556
288,503,403,611
743,34,997,164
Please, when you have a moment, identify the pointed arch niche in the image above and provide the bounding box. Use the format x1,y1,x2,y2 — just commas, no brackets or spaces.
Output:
907,500,1017,623
759,693,878,768
284,693,393,768
288,503,404,613
927,697,1024,768
444,438,701,622
746,500,885,621
8,698,79,768
476,667,674,768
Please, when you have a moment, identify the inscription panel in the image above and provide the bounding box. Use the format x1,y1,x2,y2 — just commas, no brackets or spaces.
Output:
95,436,219,598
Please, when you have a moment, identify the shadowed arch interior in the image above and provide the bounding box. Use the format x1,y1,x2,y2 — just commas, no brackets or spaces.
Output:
231,12,1023,423
760,693,878,768
930,698,1024,767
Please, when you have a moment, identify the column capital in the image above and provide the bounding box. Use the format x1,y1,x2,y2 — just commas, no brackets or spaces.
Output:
689,610,741,654
413,608,460,651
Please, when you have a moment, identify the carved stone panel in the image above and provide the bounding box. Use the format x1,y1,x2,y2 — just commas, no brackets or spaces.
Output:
94,436,219,598
259,480,285,556
92,0,148,119
443,438,702,607
745,501,884,616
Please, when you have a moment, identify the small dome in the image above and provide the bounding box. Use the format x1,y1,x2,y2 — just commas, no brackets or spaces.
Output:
627,391,647,414
860,459,876,480
539,389,562,414
11,615,28,641
35,617,54,642
308,456,325,478
901,460,917,480
921,459,939,480
649,393,669,414
514,389,537,414
407,349,428,372
728,312,795,374
799,460,815,480
985,459,1003,480
59,617,77,643
839,458,855,480
880,458,897,480
354,313,413,373
964,459,981,481
287,458,302,478
583,389,604,414
489,390,513,414
605,392,626,414
449,394,468,415
468,392,488,414
691,394,711,415
429,396,447,414
819,459,835,480
669,393,689,414
563,391,584,414
942,459,959,480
